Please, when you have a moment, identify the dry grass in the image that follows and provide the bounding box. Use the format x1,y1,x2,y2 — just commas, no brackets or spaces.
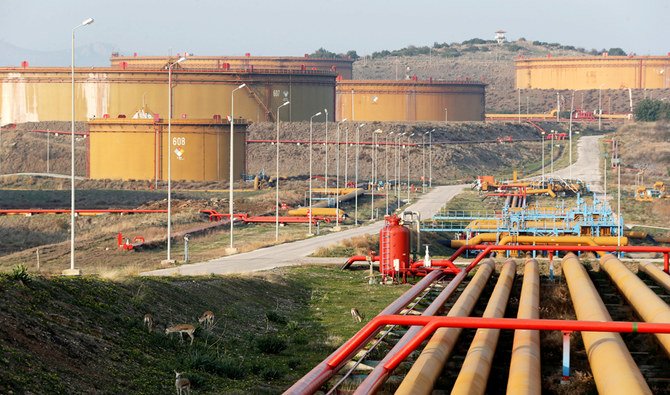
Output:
311,234,378,257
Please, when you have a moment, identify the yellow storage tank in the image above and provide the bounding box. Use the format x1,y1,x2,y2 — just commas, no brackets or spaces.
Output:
336,80,486,122
0,66,336,124
516,55,670,90
88,116,247,182
110,54,355,79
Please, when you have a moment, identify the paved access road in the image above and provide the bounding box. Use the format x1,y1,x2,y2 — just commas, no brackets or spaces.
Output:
544,135,603,193
141,184,467,276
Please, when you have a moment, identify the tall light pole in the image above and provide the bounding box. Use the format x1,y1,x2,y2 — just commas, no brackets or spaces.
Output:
406,133,415,202
541,130,546,183
226,83,246,255
603,152,608,203
164,56,187,264
323,108,329,195
598,84,604,131
422,131,429,193
556,92,560,122
444,108,448,122
615,143,621,249
275,101,290,241
344,123,349,187
429,129,434,188
334,118,347,230
66,17,94,276
396,132,405,208
550,130,555,175
354,123,365,225
568,91,574,179
371,129,382,220
308,111,322,236
386,131,392,215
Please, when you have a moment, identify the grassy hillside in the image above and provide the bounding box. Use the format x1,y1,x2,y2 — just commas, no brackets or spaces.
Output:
0,265,408,394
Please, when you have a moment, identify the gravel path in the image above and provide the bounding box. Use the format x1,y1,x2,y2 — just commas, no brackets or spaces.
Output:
141,184,467,276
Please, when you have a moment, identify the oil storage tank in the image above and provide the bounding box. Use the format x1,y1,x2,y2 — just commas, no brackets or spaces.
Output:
336,80,486,122
0,65,336,125
88,115,247,182
110,54,355,79
515,55,670,90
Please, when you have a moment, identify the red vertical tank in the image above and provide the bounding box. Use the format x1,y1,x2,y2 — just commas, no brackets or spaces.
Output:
379,214,410,281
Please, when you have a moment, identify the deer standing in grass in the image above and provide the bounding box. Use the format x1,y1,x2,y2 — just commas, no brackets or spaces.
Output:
165,324,196,345
143,313,154,333
174,371,191,395
198,310,214,329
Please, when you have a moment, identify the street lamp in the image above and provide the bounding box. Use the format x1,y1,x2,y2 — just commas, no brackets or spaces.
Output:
386,131,393,215
444,108,448,123
396,132,405,208
65,17,94,276
323,108,329,195
308,111,322,236
226,82,246,255
568,91,574,179
334,118,347,231
406,133,415,202
354,123,365,225
275,101,290,241
344,123,350,187
428,129,434,188
371,129,383,220
422,131,429,193
598,84,605,131
550,130,556,175
541,130,546,183
164,56,187,265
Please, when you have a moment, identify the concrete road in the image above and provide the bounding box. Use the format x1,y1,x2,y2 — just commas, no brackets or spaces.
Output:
141,184,467,276
539,135,603,193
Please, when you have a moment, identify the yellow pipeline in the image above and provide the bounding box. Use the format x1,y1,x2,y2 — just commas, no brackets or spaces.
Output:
312,187,359,195
506,259,541,395
562,253,651,394
451,259,516,395
638,261,670,293
526,188,556,198
450,234,628,258
600,255,670,356
395,259,495,395
287,207,345,217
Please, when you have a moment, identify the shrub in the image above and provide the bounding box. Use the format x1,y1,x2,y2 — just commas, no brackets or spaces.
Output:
256,334,288,354
185,352,246,379
266,310,287,325
9,264,31,285
635,99,670,121
261,366,286,381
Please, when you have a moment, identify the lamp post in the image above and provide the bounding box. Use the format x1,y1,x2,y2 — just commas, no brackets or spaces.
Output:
598,84,604,131
568,91,574,179
308,111,322,236
396,132,405,208
444,108,448,122
164,56,187,265
422,131,429,193
226,83,246,255
344,123,349,187
603,152,608,203
275,101,290,242
371,129,383,220
550,130,555,175
406,133,415,202
323,108,329,195
541,130,546,183
386,131,392,215
65,17,94,276
354,123,365,225
335,118,347,230
428,128,434,188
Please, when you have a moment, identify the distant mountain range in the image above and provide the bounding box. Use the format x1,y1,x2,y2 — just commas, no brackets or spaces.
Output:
0,40,116,67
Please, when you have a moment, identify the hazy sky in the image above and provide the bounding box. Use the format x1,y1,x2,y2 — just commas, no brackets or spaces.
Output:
0,0,667,56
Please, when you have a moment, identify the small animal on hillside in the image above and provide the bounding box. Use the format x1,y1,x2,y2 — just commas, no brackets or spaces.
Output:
174,371,191,395
351,308,363,323
198,310,215,329
165,324,196,345
143,313,154,333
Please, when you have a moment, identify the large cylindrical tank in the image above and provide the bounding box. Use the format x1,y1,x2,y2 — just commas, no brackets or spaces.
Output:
0,67,336,125
88,117,247,182
336,80,486,121
379,214,410,280
110,55,355,79
515,55,670,89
